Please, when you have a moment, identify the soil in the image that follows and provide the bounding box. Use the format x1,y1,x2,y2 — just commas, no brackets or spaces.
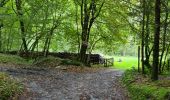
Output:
0,65,129,100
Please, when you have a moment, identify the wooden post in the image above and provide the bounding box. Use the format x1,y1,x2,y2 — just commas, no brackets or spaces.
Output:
106,59,107,67
138,46,140,72
104,59,106,67
168,59,170,71
112,58,113,66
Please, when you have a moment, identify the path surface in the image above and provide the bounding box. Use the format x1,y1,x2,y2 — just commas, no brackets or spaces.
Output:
0,66,128,100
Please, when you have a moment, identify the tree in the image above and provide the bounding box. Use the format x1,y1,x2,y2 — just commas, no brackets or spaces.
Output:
78,0,105,64
141,0,146,74
152,0,161,80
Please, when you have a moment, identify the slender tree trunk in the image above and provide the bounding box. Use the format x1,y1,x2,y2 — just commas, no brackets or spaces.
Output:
15,0,28,52
138,46,140,72
0,24,2,52
43,25,58,57
144,0,152,69
159,1,169,73
43,34,50,57
75,3,81,53
141,0,146,74
152,0,161,80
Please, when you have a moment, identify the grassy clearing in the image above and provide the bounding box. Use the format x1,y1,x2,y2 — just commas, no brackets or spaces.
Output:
122,70,170,100
113,56,138,70
0,72,23,100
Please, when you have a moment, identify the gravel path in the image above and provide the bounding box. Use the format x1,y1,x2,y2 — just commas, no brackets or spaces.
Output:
0,66,128,100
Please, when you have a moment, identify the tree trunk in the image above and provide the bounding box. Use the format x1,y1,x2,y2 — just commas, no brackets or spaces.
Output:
138,46,140,72
141,0,146,74
79,0,104,64
159,0,168,73
152,0,161,81
15,0,28,53
0,24,2,52
144,0,152,69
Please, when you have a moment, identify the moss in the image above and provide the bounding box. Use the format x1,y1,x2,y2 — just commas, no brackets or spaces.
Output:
122,70,170,100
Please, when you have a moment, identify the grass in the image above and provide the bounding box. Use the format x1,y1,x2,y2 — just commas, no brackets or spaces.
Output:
113,56,138,70
122,70,170,100
0,72,23,100
0,53,30,65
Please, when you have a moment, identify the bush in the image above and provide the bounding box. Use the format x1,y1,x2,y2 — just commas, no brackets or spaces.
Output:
0,72,23,100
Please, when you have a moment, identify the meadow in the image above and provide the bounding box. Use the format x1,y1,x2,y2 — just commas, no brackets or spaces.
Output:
113,56,138,70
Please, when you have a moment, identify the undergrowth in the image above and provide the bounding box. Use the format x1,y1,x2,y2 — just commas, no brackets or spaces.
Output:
0,72,23,100
0,53,29,65
33,56,83,67
61,59,83,66
122,69,170,100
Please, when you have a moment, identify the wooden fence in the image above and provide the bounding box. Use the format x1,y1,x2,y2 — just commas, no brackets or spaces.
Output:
104,58,114,67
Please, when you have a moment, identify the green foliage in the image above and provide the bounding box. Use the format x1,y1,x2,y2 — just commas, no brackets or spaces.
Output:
122,70,170,100
0,72,23,100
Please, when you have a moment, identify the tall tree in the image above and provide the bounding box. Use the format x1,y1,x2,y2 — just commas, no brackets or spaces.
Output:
152,0,161,80
79,0,105,64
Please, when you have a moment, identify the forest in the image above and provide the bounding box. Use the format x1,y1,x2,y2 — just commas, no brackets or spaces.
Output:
0,0,170,99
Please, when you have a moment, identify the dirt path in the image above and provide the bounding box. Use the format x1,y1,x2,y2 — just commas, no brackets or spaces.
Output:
0,66,128,100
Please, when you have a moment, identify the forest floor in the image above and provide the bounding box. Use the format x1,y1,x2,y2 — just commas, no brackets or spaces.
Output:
0,64,129,100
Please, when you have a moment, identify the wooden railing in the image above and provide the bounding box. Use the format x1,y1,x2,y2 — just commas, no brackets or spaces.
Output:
104,58,114,67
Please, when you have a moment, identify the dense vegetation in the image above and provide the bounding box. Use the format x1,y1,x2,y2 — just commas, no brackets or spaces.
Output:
0,0,170,99
122,70,170,100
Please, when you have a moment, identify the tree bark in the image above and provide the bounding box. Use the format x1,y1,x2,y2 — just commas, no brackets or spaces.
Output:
141,0,146,74
79,0,104,64
138,46,140,72
0,23,2,52
152,0,161,80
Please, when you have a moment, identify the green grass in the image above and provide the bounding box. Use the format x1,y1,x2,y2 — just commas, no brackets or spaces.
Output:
0,53,30,65
113,56,138,70
122,70,170,100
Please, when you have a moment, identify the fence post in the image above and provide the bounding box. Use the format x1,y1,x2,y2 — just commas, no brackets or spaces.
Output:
138,46,140,72
112,58,114,66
